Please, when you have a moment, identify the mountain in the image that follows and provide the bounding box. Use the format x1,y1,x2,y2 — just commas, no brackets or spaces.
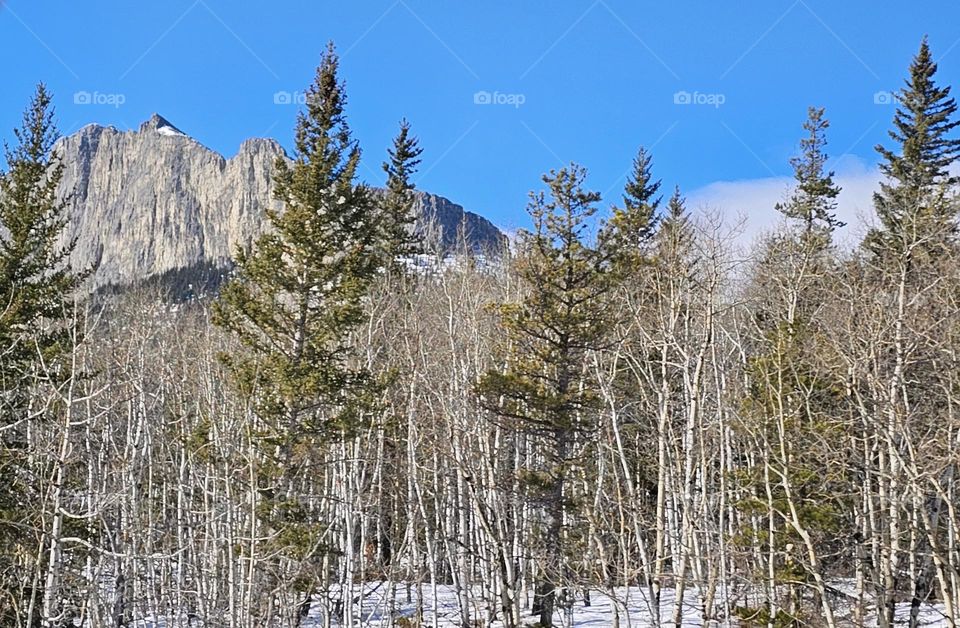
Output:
54,114,504,289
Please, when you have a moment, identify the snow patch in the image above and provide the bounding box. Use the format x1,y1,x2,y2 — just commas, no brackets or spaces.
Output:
156,125,185,137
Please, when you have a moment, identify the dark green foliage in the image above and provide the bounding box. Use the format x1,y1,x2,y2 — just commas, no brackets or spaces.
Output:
212,43,385,604
734,321,853,619
0,83,79,402
93,260,231,304
729,110,858,622
735,604,808,628
734,154,854,622
776,107,843,244
656,185,692,259
213,42,381,441
477,164,613,627
602,147,661,268
478,165,613,439
0,84,79,628
382,118,424,262
868,37,960,258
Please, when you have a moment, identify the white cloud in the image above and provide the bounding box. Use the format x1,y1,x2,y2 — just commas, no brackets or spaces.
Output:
685,154,882,247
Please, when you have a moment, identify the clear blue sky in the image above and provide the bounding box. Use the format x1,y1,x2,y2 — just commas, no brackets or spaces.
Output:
2,1,959,232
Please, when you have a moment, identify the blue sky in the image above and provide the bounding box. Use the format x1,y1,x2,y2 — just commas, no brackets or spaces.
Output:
2,1,959,236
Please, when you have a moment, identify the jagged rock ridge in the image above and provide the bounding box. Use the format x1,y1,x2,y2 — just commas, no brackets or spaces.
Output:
55,114,504,288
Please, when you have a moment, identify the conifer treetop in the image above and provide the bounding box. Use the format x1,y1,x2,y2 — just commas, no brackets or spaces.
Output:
777,107,843,238
878,36,960,190
0,83,78,319
214,42,383,438
608,147,662,247
0,83,80,399
870,36,960,257
289,41,360,189
384,118,423,196
381,118,424,261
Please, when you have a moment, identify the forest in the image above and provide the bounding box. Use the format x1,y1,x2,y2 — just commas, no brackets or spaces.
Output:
1,37,960,628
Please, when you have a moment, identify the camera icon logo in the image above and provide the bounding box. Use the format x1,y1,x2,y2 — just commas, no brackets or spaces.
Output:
874,91,895,105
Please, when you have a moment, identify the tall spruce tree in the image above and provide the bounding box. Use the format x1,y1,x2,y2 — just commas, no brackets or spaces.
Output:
0,84,79,627
864,37,960,627
776,107,843,244
657,186,691,256
868,37,960,259
212,43,382,614
603,147,662,266
477,164,613,627
381,118,423,263
0,84,78,403
214,42,380,439
736,117,853,622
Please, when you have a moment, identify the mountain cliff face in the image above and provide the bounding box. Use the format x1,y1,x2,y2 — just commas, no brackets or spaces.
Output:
55,114,504,289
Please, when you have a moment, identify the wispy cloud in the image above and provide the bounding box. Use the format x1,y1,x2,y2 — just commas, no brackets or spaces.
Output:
686,154,882,246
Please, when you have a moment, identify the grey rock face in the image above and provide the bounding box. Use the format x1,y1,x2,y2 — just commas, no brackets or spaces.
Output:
55,114,504,288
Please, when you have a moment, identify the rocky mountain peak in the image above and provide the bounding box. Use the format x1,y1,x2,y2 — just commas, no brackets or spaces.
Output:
139,113,186,137
53,118,504,290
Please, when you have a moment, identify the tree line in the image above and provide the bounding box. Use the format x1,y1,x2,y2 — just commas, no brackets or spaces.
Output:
1,38,960,628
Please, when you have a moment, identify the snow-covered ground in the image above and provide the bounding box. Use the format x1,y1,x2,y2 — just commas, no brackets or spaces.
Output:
295,582,951,627
310,584,710,626
112,580,950,627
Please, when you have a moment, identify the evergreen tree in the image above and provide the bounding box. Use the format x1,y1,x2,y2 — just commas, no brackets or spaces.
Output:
369,120,424,579
381,118,423,263
868,37,960,258
0,84,78,403
656,185,691,257
477,164,613,627
603,147,662,266
0,84,79,627
646,185,695,293
215,42,380,438
212,42,383,614
863,38,960,625
763,108,843,331
734,112,855,623
776,107,843,244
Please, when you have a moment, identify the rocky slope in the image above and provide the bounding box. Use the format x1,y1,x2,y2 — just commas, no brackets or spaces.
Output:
55,114,504,289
